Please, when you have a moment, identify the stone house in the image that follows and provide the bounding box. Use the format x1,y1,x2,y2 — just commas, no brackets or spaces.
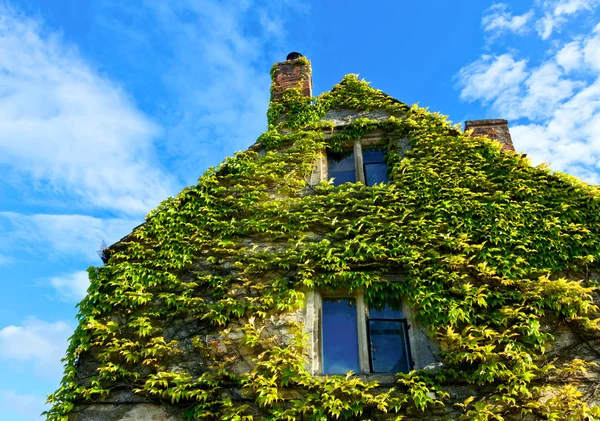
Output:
47,54,600,421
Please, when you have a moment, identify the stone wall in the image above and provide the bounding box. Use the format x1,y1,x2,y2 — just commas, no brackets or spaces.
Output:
65,110,600,421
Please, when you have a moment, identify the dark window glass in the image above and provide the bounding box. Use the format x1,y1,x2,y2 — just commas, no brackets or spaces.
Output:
368,319,411,373
328,153,355,186
363,150,388,186
322,297,359,374
369,303,403,319
362,150,386,164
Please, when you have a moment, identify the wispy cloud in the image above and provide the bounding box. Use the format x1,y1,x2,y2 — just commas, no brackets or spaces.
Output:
49,270,89,302
0,212,138,262
482,4,534,39
458,54,529,106
556,41,584,71
0,317,71,377
93,0,307,184
535,0,600,39
0,254,15,267
480,1,600,41
457,19,600,185
553,24,600,72
0,4,177,215
583,23,600,69
0,390,46,420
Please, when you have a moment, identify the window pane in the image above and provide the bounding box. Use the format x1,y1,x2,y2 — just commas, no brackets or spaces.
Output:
364,163,388,186
328,153,355,186
329,170,356,186
369,320,410,373
322,298,359,374
362,150,385,164
328,153,355,171
369,303,403,319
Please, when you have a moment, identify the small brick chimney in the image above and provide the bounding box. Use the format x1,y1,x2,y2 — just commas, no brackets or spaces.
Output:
465,119,515,152
271,52,312,101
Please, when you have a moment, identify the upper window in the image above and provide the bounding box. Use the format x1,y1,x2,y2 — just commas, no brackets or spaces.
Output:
327,141,388,187
362,150,388,186
327,152,356,186
320,294,412,375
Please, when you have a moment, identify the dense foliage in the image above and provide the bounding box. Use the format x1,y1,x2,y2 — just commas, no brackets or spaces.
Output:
46,59,600,420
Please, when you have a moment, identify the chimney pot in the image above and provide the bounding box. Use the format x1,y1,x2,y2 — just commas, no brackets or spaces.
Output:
286,52,303,61
465,119,515,152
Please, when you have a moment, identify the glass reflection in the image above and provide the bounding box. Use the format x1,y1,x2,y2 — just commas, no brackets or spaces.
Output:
369,320,410,373
328,153,356,186
362,150,386,164
369,303,403,319
365,163,388,185
322,297,359,374
363,150,388,186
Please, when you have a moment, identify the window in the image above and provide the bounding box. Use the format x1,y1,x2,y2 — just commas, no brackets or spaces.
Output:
363,150,388,186
327,141,388,186
322,297,360,374
367,305,411,373
327,152,356,186
319,293,412,375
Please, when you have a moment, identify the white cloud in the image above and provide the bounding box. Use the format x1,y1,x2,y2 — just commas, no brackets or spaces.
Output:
457,17,600,185
582,24,600,69
49,270,89,302
0,317,71,377
458,54,585,120
93,0,306,183
536,12,561,39
0,212,139,262
519,62,583,119
0,391,46,420
0,5,177,215
556,41,584,71
535,0,600,39
457,55,583,121
554,25,600,72
552,0,599,15
482,4,534,37
154,0,277,165
458,54,529,106
480,1,600,41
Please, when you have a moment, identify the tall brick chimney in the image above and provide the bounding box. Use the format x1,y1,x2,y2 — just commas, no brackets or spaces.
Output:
465,119,515,152
271,52,313,101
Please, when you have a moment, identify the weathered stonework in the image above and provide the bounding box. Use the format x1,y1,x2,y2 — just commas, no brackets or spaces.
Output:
55,56,600,421
323,108,396,127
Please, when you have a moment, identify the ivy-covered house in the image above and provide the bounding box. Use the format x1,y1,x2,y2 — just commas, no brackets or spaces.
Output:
47,53,600,421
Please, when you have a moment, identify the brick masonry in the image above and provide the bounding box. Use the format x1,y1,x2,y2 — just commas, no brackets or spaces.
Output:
271,58,312,101
465,119,515,152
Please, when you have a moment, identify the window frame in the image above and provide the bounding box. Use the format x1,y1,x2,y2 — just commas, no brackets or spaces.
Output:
311,290,413,375
326,140,388,187
317,290,371,374
366,317,413,374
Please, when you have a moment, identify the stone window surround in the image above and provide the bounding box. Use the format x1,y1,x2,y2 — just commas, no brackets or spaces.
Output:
307,135,411,188
326,140,381,185
304,289,422,376
303,287,442,378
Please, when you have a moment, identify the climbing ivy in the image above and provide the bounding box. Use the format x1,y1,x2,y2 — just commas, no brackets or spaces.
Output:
46,59,600,420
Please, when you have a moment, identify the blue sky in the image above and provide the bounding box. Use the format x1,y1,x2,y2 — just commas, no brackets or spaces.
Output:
0,0,599,419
